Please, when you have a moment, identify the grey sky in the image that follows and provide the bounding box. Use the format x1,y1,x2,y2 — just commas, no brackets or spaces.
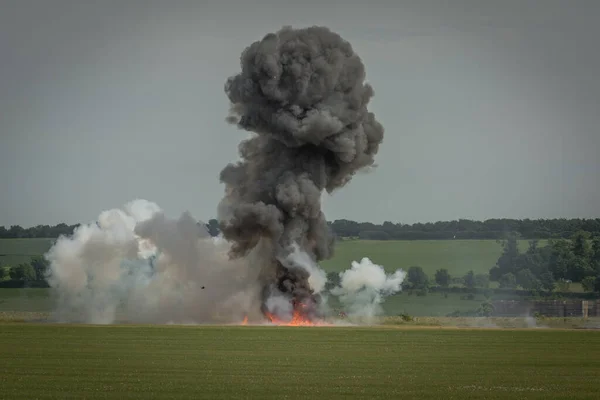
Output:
1,0,599,227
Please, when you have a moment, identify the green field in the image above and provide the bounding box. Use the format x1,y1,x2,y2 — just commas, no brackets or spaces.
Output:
0,288,53,312
0,324,598,399
0,238,535,278
0,238,54,266
0,288,493,317
321,239,539,276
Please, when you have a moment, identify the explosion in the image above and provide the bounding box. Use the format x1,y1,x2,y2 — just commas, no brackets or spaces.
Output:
44,26,406,326
218,26,384,323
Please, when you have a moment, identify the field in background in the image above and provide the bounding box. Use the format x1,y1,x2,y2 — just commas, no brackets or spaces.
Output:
321,239,540,275
0,324,598,399
0,288,493,317
0,288,51,312
0,238,54,266
1,238,538,277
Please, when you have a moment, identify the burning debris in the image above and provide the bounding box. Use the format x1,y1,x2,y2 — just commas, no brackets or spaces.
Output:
218,26,384,323
44,26,406,326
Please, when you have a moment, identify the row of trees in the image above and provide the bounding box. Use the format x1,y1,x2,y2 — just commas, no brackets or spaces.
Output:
0,256,49,284
330,218,600,240
403,266,490,292
489,232,600,292
2,217,600,240
0,224,79,239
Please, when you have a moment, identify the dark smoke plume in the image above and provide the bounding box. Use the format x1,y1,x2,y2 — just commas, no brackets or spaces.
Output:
218,26,384,320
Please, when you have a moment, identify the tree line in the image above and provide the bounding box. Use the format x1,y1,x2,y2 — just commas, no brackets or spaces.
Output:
2,217,600,240
327,218,600,240
0,224,80,239
0,256,49,288
488,231,600,293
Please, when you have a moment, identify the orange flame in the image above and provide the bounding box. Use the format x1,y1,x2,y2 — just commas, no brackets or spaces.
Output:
238,302,329,326
263,304,328,326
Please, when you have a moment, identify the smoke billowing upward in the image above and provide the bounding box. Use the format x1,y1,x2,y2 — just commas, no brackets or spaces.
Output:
44,26,403,325
218,26,384,320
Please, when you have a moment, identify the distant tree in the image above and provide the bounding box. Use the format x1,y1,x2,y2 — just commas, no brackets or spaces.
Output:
358,230,390,240
8,225,26,238
582,276,596,292
516,269,542,290
567,256,594,282
477,298,495,317
591,236,600,266
434,269,451,288
0,265,7,280
463,270,476,289
474,273,490,289
451,276,465,286
537,269,556,292
498,273,517,289
9,263,36,281
490,233,520,281
555,279,571,293
548,240,576,281
571,231,591,259
406,266,429,290
594,276,600,293
30,256,49,281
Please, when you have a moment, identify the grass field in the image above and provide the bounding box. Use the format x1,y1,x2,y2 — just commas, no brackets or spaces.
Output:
0,288,488,316
0,288,53,312
0,238,54,266
321,239,540,276
1,238,536,278
0,324,598,399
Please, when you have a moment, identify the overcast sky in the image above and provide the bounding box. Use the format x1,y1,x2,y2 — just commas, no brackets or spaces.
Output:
1,0,599,227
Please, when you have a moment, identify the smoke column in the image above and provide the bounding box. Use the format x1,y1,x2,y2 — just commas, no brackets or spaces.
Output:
218,26,384,320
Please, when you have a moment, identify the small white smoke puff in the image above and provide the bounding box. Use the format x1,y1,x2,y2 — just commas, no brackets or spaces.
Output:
331,258,406,321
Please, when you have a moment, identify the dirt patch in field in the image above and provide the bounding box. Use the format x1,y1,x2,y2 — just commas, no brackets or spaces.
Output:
0,311,51,323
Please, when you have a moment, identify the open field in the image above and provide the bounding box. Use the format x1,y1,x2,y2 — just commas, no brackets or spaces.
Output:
0,288,52,313
0,288,497,317
1,238,538,277
321,239,541,276
0,238,54,266
0,324,598,399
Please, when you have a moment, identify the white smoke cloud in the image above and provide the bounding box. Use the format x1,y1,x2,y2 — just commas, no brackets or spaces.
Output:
45,199,263,324
331,258,406,322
